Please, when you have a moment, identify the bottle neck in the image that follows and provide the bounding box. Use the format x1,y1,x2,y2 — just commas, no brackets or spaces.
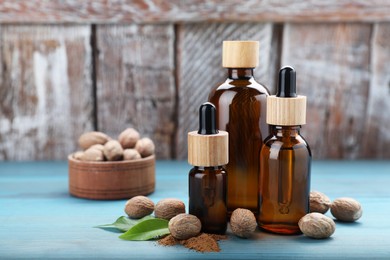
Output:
227,68,254,80
271,125,301,137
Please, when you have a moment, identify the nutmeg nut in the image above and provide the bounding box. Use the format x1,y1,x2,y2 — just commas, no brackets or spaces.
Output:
230,208,257,238
310,191,331,214
154,198,185,220
330,197,362,222
89,144,105,152
135,137,155,157
103,140,124,161
73,151,84,160
78,131,111,150
79,147,104,161
118,128,140,149
168,213,201,240
298,212,336,239
123,149,141,161
124,196,154,219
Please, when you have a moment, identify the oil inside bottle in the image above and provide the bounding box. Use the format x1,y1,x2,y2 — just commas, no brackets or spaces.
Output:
259,126,311,234
189,166,227,234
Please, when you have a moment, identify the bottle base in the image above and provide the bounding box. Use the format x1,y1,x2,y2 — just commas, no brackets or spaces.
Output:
201,227,227,235
259,224,301,235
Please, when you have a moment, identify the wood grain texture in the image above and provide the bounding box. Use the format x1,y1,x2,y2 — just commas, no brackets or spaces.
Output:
1,1,390,23
282,23,372,159
95,25,175,159
267,96,307,126
188,131,228,166
175,22,278,159
68,154,155,200
363,23,390,158
0,25,93,160
222,41,259,68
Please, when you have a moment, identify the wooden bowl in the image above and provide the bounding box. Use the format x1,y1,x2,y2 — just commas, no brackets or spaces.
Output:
68,154,155,200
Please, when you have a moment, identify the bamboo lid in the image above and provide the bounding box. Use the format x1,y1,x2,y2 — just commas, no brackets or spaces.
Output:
267,66,306,126
267,95,306,126
222,41,259,68
188,131,228,166
188,102,228,167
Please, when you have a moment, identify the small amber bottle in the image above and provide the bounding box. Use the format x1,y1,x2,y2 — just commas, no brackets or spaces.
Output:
258,66,311,235
188,102,229,234
209,41,270,216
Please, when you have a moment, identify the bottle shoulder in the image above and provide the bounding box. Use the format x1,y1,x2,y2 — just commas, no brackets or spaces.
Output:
263,134,312,155
209,78,270,104
217,78,269,92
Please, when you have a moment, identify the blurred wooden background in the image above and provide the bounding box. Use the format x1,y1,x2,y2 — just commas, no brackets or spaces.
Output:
0,1,390,160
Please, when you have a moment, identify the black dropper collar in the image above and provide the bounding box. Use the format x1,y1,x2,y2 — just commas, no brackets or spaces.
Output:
277,66,297,98
198,102,218,135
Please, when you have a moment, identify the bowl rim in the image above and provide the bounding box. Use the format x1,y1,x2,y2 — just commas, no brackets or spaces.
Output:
68,153,155,165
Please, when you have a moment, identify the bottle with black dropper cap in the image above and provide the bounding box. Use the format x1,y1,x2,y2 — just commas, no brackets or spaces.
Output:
258,66,311,235
188,102,229,234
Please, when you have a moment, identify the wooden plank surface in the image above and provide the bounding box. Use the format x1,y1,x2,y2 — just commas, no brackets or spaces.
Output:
281,23,372,159
1,1,390,24
362,23,390,158
0,25,93,160
175,22,278,159
1,161,390,259
95,25,175,159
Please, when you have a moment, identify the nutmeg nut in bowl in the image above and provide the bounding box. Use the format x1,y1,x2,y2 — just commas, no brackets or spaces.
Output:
68,130,156,200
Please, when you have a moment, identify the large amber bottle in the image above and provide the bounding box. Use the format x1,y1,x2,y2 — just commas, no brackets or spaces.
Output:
208,41,270,215
259,66,311,234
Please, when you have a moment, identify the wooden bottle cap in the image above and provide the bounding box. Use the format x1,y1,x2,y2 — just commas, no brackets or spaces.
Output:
188,131,228,167
267,95,307,126
222,41,259,68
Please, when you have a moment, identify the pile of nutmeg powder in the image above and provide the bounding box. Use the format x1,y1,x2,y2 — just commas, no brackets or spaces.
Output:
158,233,227,253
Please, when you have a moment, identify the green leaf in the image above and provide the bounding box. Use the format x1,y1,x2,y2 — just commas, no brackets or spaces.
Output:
95,215,153,232
119,218,170,241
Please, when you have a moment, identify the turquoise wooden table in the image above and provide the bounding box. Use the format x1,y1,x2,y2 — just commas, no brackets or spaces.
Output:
1,161,390,259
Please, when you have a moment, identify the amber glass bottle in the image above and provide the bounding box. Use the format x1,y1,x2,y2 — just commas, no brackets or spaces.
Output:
189,166,227,234
259,66,311,235
209,41,269,215
188,103,229,234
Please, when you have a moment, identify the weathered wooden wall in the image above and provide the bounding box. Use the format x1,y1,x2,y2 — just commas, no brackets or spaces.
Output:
0,1,390,23
0,1,389,160
95,25,175,159
282,23,372,159
363,23,390,158
0,26,93,160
